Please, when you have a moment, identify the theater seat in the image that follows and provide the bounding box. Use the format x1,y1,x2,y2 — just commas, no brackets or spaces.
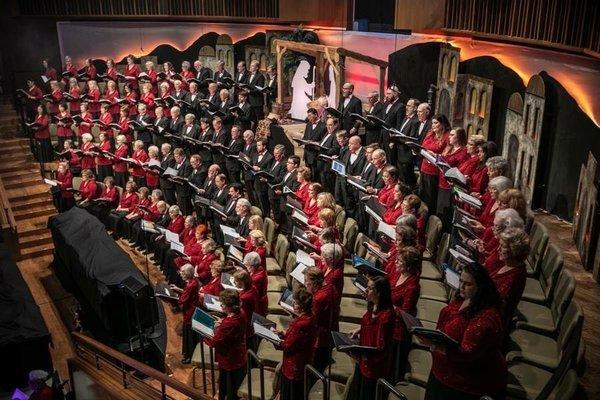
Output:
422,215,442,261
521,244,563,305
237,367,278,400
191,341,217,368
526,221,549,277
267,274,288,292
342,276,362,298
420,233,449,282
73,176,82,191
342,218,358,253
404,348,432,386
327,349,354,383
339,297,368,323
256,339,282,366
416,298,446,324
507,366,578,400
263,217,275,254
419,279,449,303
250,206,263,217
392,382,426,400
308,373,352,400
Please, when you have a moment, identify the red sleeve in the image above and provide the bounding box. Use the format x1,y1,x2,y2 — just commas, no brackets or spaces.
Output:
444,310,502,363
52,91,63,102
38,115,49,129
280,320,311,354
32,87,44,101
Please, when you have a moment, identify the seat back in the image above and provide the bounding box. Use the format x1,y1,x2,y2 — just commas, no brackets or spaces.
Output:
557,301,583,350
263,217,275,254
424,215,443,259
354,233,367,259
527,221,549,273
540,243,563,299
525,210,535,233
342,218,358,253
335,205,346,236
548,369,579,400
435,233,451,266
72,176,82,190
116,186,124,198
250,206,263,217
285,252,297,287
274,234,289,268
550,269,576,322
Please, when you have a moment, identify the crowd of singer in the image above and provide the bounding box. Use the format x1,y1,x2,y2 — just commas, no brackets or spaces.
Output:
20,54,534,400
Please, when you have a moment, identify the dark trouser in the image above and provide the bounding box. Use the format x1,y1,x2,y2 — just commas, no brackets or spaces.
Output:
178,195,193,217
312,346,331,374
97,164,113,182
57,196,75,213
133,176,147,190
280,376,304,400
35,138,54,163
347,364,380,400
182,322,198,360
106,210,127,233
364,129,380,146
244,176,256,205
114,171,128,189
397,160,417,188
118,216,138,240
424,373,506,400
269,195,281,222
218,367,246,400
436,187,453,232
419,172,439,214
163,187,177,206
256,188,270,218
227,168,241,183
334,176,348,208
392,337,411,383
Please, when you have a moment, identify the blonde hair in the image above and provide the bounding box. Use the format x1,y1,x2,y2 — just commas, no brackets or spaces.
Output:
249,215,263,231
249,230,266,246
317,192,336,211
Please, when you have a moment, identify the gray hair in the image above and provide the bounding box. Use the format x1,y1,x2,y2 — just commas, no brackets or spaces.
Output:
321,243,343,264
372,149,387,162
274,144,285,154
169,205,181,215
180,263,195,280
243,251,261,268
161,142,172,152
182,61,191,68
495,208,524,230
185,113,196,121
171,106,181,114
486,156,508,174
489,176,513,193
81,133,93,142
28,370,48,383
237,198,251,209
396,213,417,230
152,189,164,200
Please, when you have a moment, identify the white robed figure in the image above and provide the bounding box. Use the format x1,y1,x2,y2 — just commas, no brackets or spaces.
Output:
290,60,314,120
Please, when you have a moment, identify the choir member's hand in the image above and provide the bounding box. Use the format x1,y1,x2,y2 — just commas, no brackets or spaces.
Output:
214,317,222,329
470,192,482,199
349,328,360,339
366,186,376,194
389,143,394,149
274,189,282,196
467,219,484,233
155,234,164,241
253,166,260,171
309,252,322,262
350,127,357,135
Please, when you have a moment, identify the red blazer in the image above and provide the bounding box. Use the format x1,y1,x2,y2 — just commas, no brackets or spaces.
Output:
198,276,222,303
113,144,129,173
118,117,133,143
63,64,77,82
477,227,497,264
323,266,344,306
478,199,497,229
491,266,526,329
146,159,160,188
378,183,396,207
305,200,320,226
384,246,398,275
390,272,420,341
459,155,479,178
142,203,160,221
106,67,118,82
239,287,258,338
312,284,340,349
48,89,63,114
420,131,449,176
87,89,101,113
245,243,267,269
98,112,114,136
180,227,196,246
192,252,217,283
439,147,470,189
358,307,395,379
68,86,81,113
131,149,149,177
133,197,151,215
174,240,202,269
296,182,310,206
168,215,185,234
250,268,268,316
484,251,502,275
44,67,58,81
96,139,113,166
34,114,50,140
179,278,200,324
125,91,138,116
85,65,97,80
431,300,506,396
207,311,247,371
57,171,73,199
279,314,316,381
80,179,98,200
100,186,119,208
383,203,403,225
180,70,195,89
66,149,81,169
119,192,139,212
105,89,120,115
56,111,72,137
81,141,96,170
469,164,489,195
140,92,155,117
124,64,141,90
77,112,93,136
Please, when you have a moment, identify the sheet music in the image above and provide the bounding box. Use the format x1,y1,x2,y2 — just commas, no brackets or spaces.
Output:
170,240,185,254
253,322,281,344
292,210,309,224
445,267,460,290
378,221,395,239
165,229,180,243
290,263,308,284
43,178,58,186
296,249,315,267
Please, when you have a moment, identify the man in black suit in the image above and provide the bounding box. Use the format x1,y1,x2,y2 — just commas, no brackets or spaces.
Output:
395,98,421,187
213,60,232,87
134,103,154,149
416,102,432,143
366,149,389,193
194,163,220,223
200,83,220,118
181,113,200,140
302,108,325,173
210,173,230,244
187,154,204,190
151,106,170,147
159,143,177,205
241,130,257,204
216,89,236,130
185,82,203,119
225,125,245,183
211,117,230,173
316,117,340,193
234,61,250,96
246,60,266,121
381,85,405,166
196,118,213,182
232,91,255,132
356,144,379,230
265,65,278,111
334,132,350,207
173,148,193,216
232,198,251,237
251,138,274,216
193,60,213,94
171,80,190,114
364,91,385,145
342,135,367,218
265,144,287,221
337,83,363,133
167,106,185,145
223,183,243,222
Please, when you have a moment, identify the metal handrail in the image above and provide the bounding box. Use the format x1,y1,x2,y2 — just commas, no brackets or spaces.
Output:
191,337,217,397
71,331,210,400
376,378,408,400
304,364,327,400
247,349,266,400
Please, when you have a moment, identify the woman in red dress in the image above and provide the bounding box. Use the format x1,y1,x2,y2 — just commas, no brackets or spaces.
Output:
170,264,200,364
191,239,218,283
114,106,133,143
24,79,44,118
130,140,149,188
42,59,58,82
180,60,195,90
47,80,63,115
458,134,486,179
145,145,161,190
206,289,247,400
62,56,77,84
197,260,224,305
106,180,139,233
55,102,73,151
105,58,118,82
55,162,75,212
80,133,96,172
104,79,120,120
94,131,113,182
77,169,99,207
97,103,114,142
124,55,140,91
82,58,97,81
142,61,158,94
377,166,399,207
156,82,172,118
66,77,81,115
423,263,506,400
140,82,156,118
418,114,450,214
302,182,323,225
32,105,52,163
123,84,138,117
436,127,470,230
87,176,120,222
389,246,421,381
86,80,101,118
112,134,129,188
169,223,208,271
382,182,412,225
307,191,335,228
294,166,312,205
75,103,92,145
469,141,497,199
243,250,268,316
347,275,395,399
243,229,267,268
468,176,513,234
233,269,259,350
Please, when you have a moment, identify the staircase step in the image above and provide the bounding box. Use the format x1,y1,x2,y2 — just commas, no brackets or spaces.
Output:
18,232,54,249
18,243,54,260
4,176,44,189
11,196,54,211
0,168,40,179
13,205,56,221
7,185,50,202
0,162,39,173
0,145,32,155
0,138,29,146
17,215,52,238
